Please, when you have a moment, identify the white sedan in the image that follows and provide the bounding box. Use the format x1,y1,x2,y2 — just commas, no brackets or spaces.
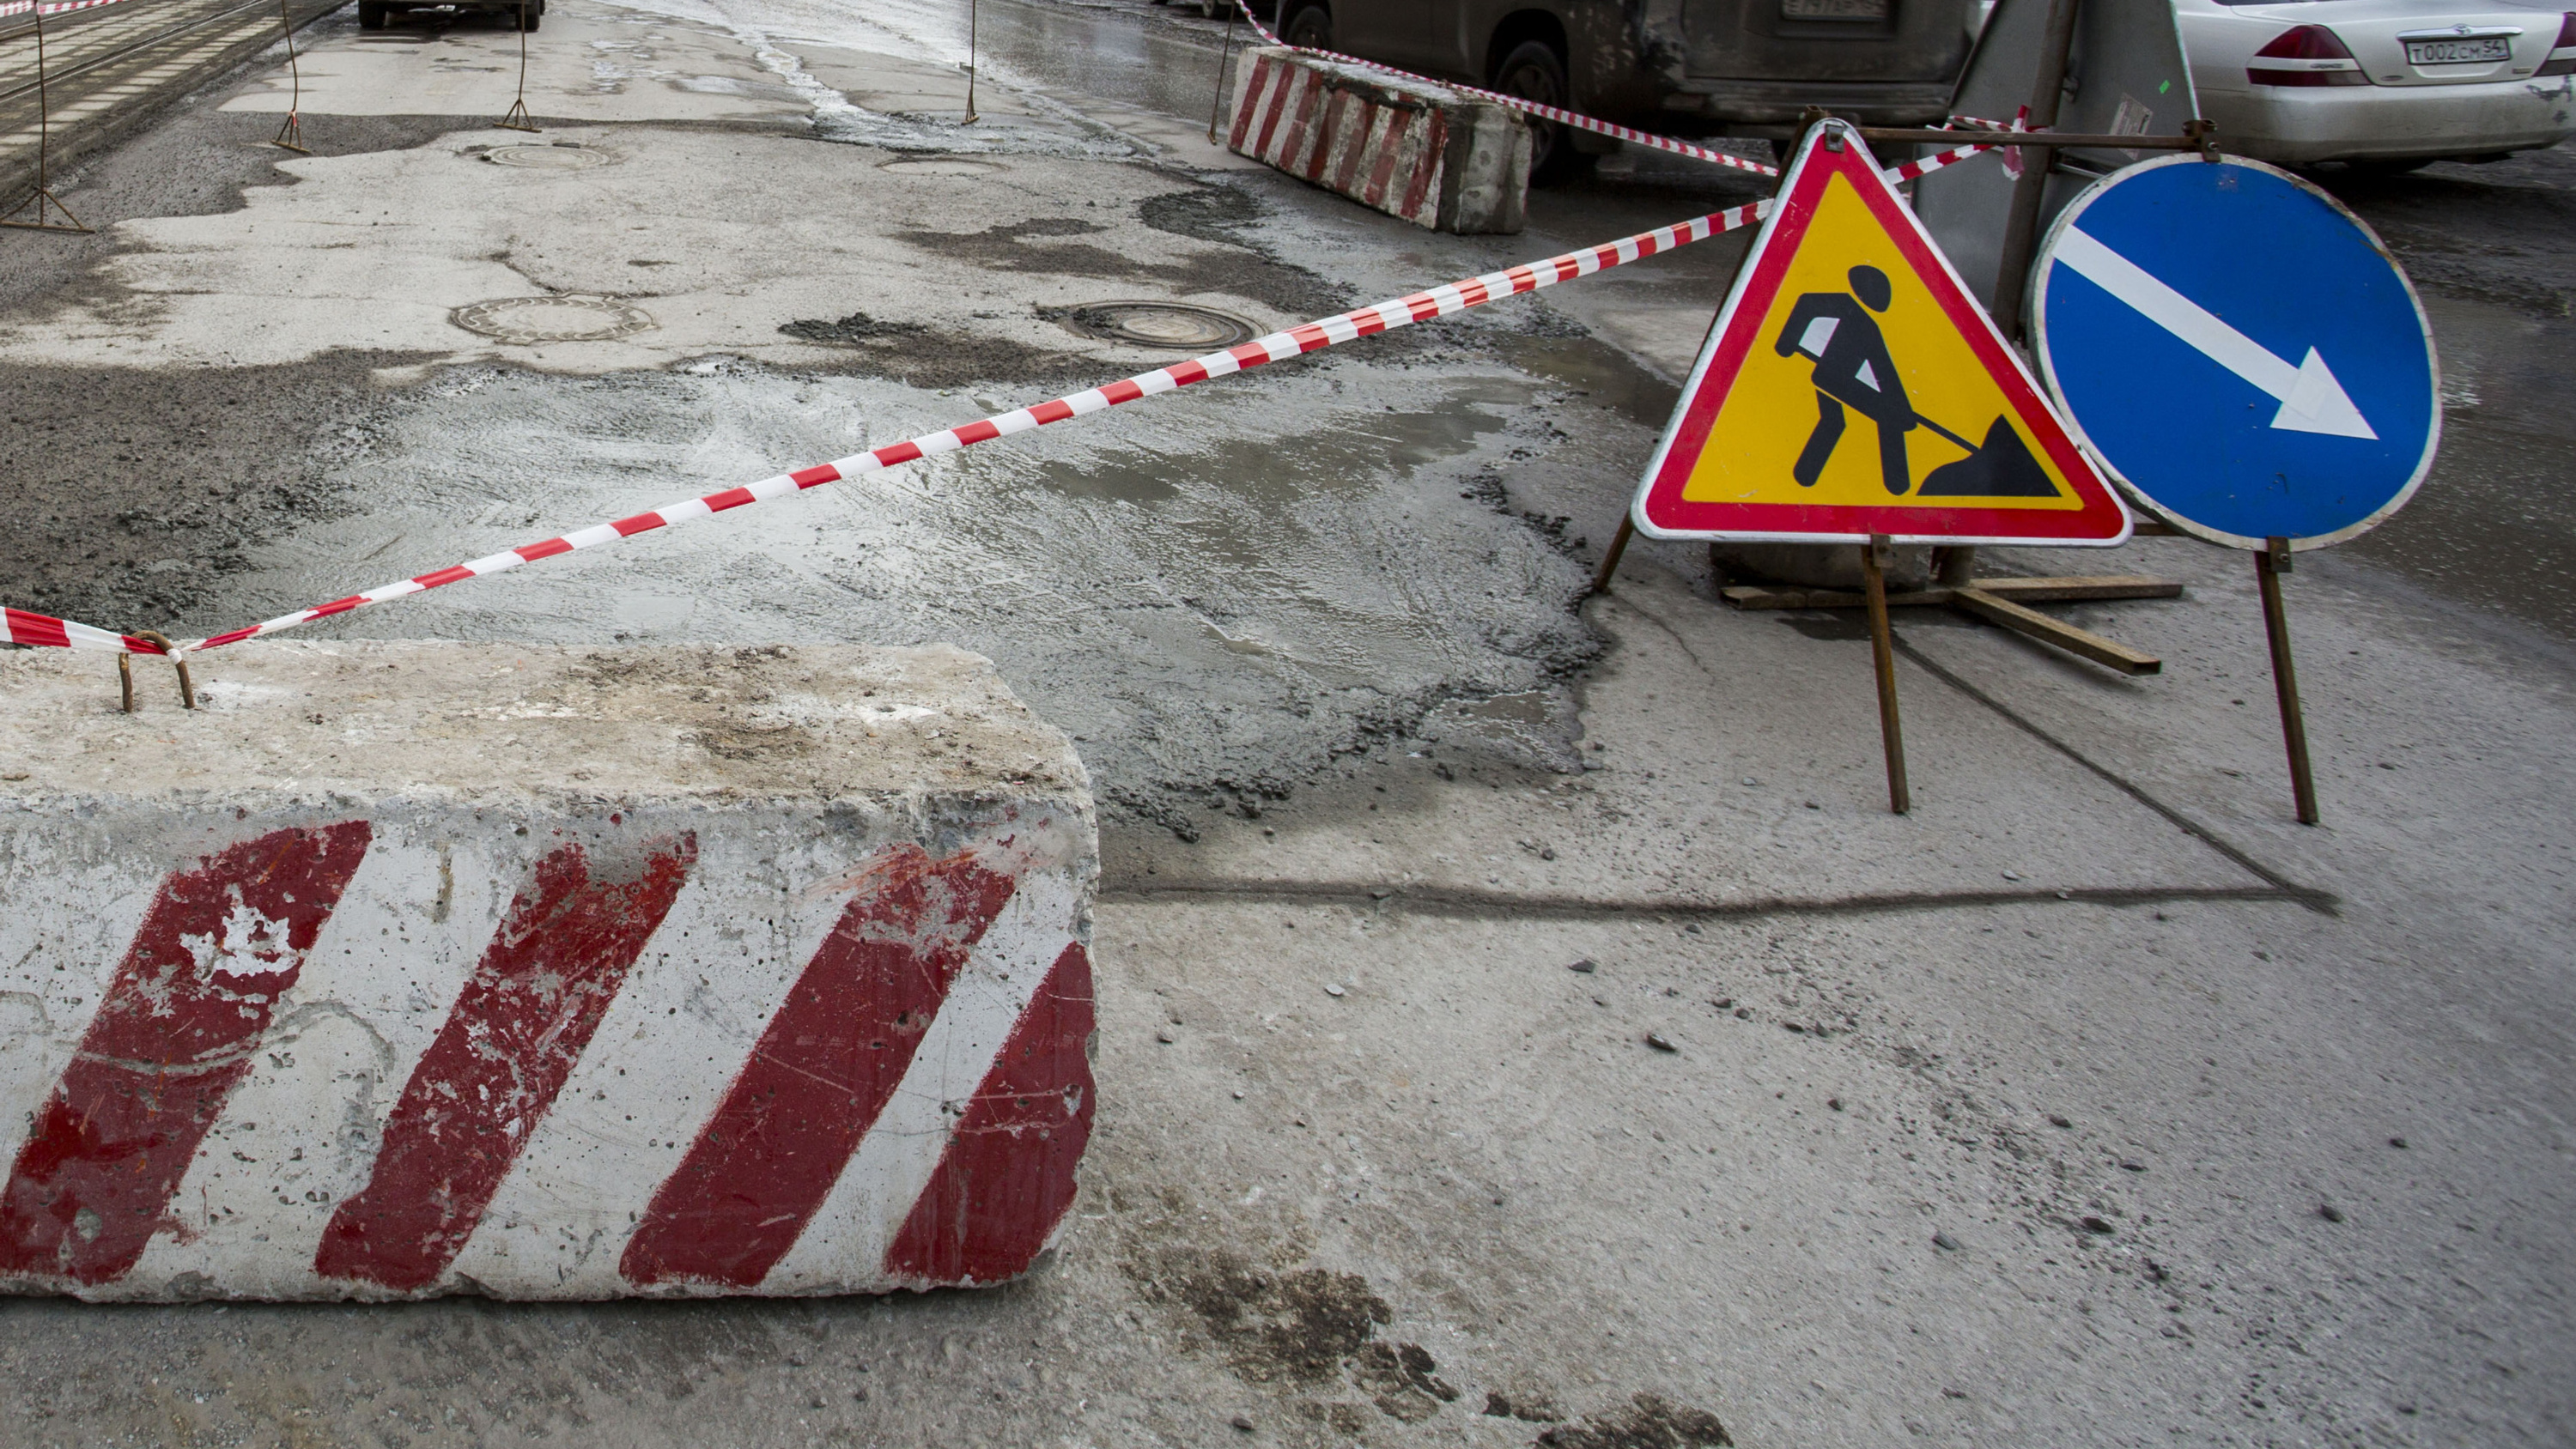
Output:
2178,0,2576,167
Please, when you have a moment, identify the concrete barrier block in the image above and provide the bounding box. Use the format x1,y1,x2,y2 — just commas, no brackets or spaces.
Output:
0,641,1097,1301
1226,45,1530,234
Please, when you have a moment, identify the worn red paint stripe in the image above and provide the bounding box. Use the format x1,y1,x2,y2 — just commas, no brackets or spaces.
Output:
620,846,1018,1288
1330,99,1376,194
1226,53,1270,150
0,822,374,1284
313,833,696,1291
883,941,1097,1285
1303,90,1348,182
1398,110,1448,221
1277,70,1324,169
1250,62,1300,161
1360,109,1409,207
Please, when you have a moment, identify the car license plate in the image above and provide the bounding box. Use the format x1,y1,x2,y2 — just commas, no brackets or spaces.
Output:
2406,36,2511,64
1782,0,1891,21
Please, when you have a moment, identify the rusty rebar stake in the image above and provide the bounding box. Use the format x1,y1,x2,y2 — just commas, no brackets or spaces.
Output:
2254,537,2318,825
1862,535,1910,815
963,0,979,124
129,632,196,711
1206,0,1237,142
270,0,311,153
3,13,94,234
1588,515,1636,596
497,2,539,132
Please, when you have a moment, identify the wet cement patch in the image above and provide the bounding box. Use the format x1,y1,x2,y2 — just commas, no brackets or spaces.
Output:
0,358,395,633
171,350,1606,831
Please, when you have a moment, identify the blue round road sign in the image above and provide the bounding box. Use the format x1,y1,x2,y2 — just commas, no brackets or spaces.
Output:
2031,155,2439,550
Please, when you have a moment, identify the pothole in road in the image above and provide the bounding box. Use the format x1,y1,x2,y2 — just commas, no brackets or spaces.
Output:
879,156,1004,176
1057,300,1258,350
449,296,658,345
478,143,614,169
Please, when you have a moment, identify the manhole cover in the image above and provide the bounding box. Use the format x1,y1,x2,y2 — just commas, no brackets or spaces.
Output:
1060,301,1258,350
450,295,658,345
483,143,611,169
879,157,1002,176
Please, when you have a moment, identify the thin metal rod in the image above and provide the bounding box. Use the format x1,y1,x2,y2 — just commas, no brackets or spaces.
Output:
118,652,134,713
1862,535,1911,815
33,10,46,187
1853,127,2199,150
497,1,538,131
1589,515,1636,596
1989,0,2083,343
272,0,308,152
963,0,978,124
2254,538,2318,825
1207,0,1237,142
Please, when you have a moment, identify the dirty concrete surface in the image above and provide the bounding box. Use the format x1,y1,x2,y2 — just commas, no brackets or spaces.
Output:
0,0,2571,1443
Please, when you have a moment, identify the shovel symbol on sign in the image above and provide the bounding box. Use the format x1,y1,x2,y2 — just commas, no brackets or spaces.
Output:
1777,266,2059,499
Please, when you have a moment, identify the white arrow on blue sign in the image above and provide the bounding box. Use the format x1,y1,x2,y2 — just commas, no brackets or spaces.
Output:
2031,155,2439,550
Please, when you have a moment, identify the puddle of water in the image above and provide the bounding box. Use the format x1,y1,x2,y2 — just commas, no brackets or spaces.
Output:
1495,334,1684,430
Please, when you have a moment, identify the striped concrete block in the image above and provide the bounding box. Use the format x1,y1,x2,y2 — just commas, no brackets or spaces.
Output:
1225,45,1531,235
0,640,1096,1300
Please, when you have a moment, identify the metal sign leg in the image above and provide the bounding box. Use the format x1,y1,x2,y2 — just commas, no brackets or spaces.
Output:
2254,537,2318,825
1863,535,1911,815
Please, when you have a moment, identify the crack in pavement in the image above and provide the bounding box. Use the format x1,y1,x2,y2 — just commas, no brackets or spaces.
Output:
1097,878,2338,918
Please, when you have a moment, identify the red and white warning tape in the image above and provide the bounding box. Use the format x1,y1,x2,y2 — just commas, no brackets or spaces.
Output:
1225,0,1782,178
0,142,1998,660
2,608,167,656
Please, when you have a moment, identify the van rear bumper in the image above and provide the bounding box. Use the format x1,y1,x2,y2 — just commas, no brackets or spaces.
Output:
1662,78,1955,125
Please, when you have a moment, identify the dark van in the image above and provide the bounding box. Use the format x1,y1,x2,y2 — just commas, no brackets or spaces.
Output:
1273,0,1981,178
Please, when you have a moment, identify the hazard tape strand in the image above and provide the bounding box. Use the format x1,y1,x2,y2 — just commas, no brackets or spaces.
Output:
0,144,1997,660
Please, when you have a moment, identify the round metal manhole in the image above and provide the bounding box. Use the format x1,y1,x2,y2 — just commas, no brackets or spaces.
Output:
449,295,658,345
482,143,613,169
1060,300,1258,350
878,156,1002,177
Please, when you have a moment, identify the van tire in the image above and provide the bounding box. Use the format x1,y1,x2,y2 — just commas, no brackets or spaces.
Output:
515,2,540,29
1281,3,1330,48
1492,39,1589,186
357,0,386,27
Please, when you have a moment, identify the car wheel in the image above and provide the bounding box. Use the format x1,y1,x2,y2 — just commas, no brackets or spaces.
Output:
516,2,539,29
357,0,386,27
1281,3,1330,49
1492,39,1591,186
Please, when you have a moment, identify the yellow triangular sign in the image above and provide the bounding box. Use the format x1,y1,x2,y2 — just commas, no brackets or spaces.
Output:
1633,122,2129,545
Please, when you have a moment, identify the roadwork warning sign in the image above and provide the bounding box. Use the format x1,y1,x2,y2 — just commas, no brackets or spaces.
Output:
1632,121,2129,546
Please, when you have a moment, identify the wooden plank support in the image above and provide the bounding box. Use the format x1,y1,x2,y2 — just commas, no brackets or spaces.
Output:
1721,574,2181,611
1951,586,2162,675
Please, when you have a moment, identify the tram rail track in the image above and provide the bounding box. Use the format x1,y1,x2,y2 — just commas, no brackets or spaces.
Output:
0,0,343,211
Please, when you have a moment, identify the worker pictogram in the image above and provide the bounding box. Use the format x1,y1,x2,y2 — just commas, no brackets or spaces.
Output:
1631,120,2129,546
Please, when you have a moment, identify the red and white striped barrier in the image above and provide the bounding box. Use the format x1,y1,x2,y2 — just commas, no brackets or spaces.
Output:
0,640,1096,1300
1226,47,1531,233
1225,0,1781,179
0,143,2000,662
